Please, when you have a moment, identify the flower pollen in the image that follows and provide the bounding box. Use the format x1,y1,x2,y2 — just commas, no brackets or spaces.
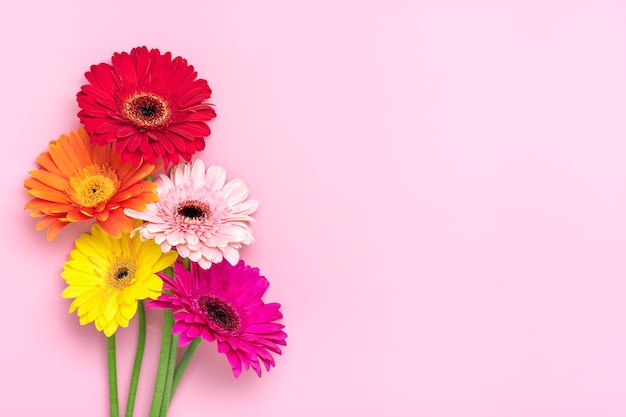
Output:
123,92,170,129
68,164,120,208
199,295,240,332
106,258,138,290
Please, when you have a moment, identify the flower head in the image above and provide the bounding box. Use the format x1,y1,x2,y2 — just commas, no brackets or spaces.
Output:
148,260,287,377
77,46,216,168
61,222,178,336
125,159,258,269
24,128,158,240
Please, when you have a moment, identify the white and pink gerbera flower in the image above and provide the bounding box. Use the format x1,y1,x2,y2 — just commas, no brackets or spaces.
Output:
124,160,258,269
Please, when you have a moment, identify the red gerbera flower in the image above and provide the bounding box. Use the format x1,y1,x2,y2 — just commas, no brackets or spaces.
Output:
77,46,216,168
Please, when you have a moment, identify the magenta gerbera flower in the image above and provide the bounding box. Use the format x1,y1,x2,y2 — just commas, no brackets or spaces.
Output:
148,260,287,377
77,46,216,167
124,159,258,269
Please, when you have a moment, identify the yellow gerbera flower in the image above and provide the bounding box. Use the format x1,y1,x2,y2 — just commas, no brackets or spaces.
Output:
61,222,178,336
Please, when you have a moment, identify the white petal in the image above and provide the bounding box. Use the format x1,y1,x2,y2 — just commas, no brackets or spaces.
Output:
177,244,191,258
234,199,259,213
125,207,163,223
221,179,249,205
169,229,188,246
205,165,226,191
217,225,250,242
185,232,199,245
188,249,202,262
171,162,194,187
209,233,228,247
198,258,213,269
146,223,171,233
191,159,206,188
201,245,223,262
156,174,175,192
222,245,240,265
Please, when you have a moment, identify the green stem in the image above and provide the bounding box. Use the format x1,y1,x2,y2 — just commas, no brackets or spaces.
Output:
125,301,146,417
107,334,120,417
149,309,174,417
159,333,180,416
170,338,202,401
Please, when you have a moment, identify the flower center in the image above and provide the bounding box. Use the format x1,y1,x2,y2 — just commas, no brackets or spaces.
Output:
68,164,120,208
174,200,211,223
106,258,138,290
198,295,240,332
122,92,170,129
116,268,129,279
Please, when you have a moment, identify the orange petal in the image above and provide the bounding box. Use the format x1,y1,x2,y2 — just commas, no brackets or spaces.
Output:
48,130,95,178
46,220,68,240
36,215,60,231
119,165,157,189
29,169,69,191
98,213,122,238
44,204,74,215
110,191,133,203
72,128,96,167
96,210,110,222
25,199,47,214
35,152,65,177
48,136,77,178
26,187,70,204
120,197,150,211
66,207,92,222
99,209,134,238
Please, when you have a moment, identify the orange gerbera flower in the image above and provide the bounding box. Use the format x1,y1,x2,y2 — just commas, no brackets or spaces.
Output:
25,127,159,240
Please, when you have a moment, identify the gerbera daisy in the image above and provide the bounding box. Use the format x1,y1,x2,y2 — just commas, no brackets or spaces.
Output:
125,159,258,269
77,46,216,168
148,260,287,377
24,128,158,240
62,222,178,336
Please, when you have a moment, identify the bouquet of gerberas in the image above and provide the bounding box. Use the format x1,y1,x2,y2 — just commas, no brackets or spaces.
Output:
24,46,287,417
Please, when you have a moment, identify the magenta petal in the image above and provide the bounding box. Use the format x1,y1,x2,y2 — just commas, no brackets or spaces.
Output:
172,321,188,335
225,348,243,378
187,324,202,338
249,359,262,377
157,259,285,377
178,331,194,346
201,327,216,342
145,299,172,309
245,323,285,334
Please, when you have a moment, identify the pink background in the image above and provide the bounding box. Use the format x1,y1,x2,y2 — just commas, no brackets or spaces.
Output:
3,0,626,416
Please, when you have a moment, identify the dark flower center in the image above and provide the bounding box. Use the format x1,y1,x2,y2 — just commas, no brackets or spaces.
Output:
179,205,204,219
198,295,240,332
115,267,129,280
175,200,211,223
106,258,137,290
140,104,157,117
208,304,230,325
123,92,170,129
